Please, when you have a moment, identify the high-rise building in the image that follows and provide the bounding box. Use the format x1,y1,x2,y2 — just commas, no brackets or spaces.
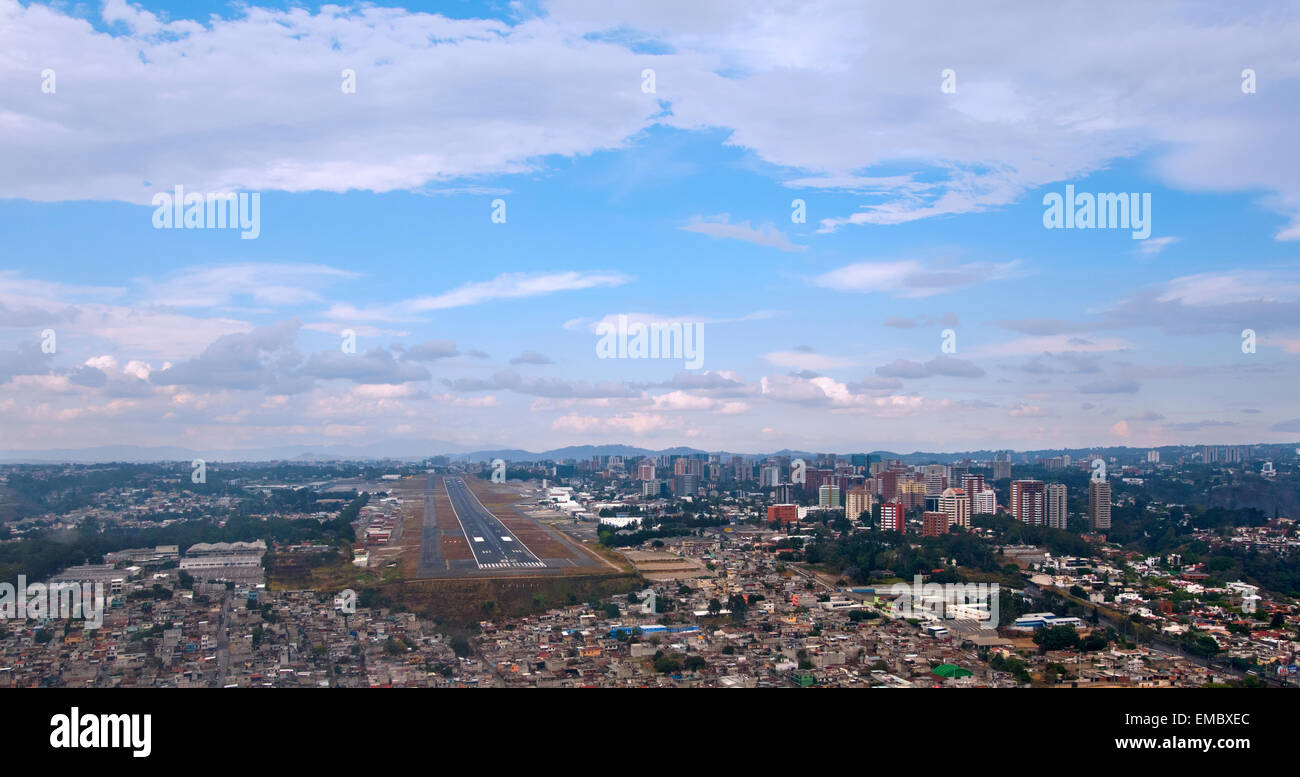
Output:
1089,480,1112,531
973,488,997,515
1010,480,1047,526
672,473,699,498
818,484,841,509
775,483,796,504
878,470,900,501
922,511,950,537
960,474,985,501
938,487,971,529
898,480,928,510
759,465,780,488
1047,483,1067,530
948,463,970,485
845,487,874,521
923,465,947,497
638,462,656,481
1146,450,1160,464
992,460,1011,480
879,501,905,533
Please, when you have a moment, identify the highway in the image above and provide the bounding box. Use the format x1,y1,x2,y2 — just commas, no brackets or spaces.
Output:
443,476,546,570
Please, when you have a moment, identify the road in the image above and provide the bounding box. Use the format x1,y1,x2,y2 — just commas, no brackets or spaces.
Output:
443,476,545,570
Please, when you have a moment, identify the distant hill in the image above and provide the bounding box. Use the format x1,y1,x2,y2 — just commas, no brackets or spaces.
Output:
2,440,1295,466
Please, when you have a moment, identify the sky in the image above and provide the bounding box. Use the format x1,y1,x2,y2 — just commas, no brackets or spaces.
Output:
1,0,1299,455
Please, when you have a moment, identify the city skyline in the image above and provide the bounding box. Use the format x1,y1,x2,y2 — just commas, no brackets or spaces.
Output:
3,0,1300,455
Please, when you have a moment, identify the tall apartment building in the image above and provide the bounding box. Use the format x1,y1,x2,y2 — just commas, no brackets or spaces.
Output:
879,501,905,533
960,473,985,500
845,487,874,521
1010,479,1047,527
992,459,1011,480
759,465,781,488
938,487,971,529
972,487,997,515
1089,480,1112,531
638,462,656,481
1047,483,1068,530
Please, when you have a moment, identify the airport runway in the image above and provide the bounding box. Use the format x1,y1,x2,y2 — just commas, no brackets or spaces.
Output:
416,473,444,576
443,476,546,569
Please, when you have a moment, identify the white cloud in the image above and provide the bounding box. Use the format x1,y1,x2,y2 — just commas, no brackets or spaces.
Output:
810,260,1020,298
327,271,632,321
679,214,805,252
762,350,856,371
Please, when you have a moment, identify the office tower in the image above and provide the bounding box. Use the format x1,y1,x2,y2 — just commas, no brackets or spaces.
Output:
642,479,661,498
879,501,905,533
1089,480,1112,531
948,463,969,485
845,487,874,521
672,473,698,497
818,484,841,509
938,487,971,529
775,483,795,503
992,459,1011,480
923,464,947,497
1047,483,1067,530
759,465,780,488
922,511,950,537
973,488,997,515
1010,480,1047,526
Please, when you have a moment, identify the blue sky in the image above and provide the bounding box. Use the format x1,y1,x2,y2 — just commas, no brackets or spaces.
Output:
1,0,1299,454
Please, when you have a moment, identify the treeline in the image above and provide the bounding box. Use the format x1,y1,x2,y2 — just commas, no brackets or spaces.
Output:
0,492,365,583
971,514,1097,557
802,529,1002,584
598,514,727,547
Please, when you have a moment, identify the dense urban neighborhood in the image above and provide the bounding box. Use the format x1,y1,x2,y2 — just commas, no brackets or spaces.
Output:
1,444,1297,688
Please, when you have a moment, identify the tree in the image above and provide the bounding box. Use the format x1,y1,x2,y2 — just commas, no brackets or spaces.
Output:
707,598,722,616
1032,625,1080,652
